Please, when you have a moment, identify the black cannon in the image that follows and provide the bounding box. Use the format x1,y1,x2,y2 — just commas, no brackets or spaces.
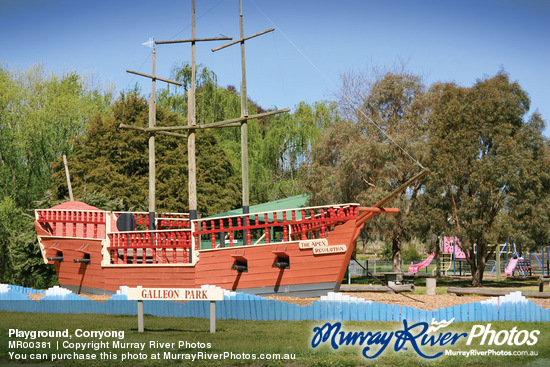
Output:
231,264,248,272
73,258,91,264
47,256,63,262
273,261,289,269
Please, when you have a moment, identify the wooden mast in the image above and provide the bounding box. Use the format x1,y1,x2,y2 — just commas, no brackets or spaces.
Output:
149,47,156,229
124,41,183,230
154,0,232,220
238,0,249,215
189,1,197,220
121,0,288,225
211,0,280,216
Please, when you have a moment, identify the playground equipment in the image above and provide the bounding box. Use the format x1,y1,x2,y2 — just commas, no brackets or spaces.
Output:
432,237,549,277
433,236,468,276
492,241,550,278
504,257,521,275
408,252,435,274
407,236,469,276
407,236,549,278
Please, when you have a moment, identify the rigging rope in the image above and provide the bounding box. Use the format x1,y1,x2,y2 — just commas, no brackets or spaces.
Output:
249,0,425,170
126,52,151,90
166,0,228,41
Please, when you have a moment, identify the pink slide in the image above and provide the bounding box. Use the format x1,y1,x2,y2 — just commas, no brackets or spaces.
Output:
408,252,436,274
505,258,521,275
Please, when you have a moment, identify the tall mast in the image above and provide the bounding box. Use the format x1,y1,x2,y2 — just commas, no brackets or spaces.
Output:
125,40,183,230
188,1,197,220
149,47,156,229
155,0,232,220
212,0,277,215
239,0,249,214
123,0,289,224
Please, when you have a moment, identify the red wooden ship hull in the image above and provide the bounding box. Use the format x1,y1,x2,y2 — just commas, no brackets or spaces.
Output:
35,201,397,297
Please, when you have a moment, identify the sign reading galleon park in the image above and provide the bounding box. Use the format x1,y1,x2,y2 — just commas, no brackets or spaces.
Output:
127,287,224,301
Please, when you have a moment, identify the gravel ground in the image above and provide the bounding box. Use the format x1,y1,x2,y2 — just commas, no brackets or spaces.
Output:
269,292,550,310
27,292,550,311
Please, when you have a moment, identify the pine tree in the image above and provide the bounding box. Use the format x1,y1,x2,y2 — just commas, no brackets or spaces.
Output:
52,92,241,216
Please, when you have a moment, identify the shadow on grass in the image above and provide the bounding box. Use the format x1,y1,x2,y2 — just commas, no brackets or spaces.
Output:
350,275,540,289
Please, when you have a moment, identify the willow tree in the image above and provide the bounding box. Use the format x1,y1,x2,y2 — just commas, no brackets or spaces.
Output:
301,69,429,271
158,64,335,204
258,101,339,200
0,64,113,208
0,65,112,287
422,72,550,286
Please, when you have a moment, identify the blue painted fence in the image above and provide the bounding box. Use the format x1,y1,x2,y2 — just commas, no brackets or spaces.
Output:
1,284,549,322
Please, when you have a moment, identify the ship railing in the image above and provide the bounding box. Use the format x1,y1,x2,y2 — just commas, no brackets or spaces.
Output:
35,209,108,239
112,211,190,230
107,228,193,265
192,204,360,249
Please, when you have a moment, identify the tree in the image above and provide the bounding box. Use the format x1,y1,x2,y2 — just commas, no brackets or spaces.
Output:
254,101,339,201
0,196,21,284
51,92,241,216
421,71,550,286
157,63,334,204
0,64,113,208
301,69,429,272
0,64,113,288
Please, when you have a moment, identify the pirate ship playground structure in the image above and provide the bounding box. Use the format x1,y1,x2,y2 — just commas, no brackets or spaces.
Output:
35,201,406,296
34,0,428,297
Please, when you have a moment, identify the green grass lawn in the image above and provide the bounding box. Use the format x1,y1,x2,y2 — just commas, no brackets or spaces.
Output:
1,311,549,366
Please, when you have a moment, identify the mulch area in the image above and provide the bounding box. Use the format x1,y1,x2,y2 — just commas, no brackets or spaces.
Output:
266,292,550,310
26,292,550,310
25,293,111,302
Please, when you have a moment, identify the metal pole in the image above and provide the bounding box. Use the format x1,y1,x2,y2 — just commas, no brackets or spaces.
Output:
496,244,501,280
188,0,197,220
544,247,547,276
453,238,456,276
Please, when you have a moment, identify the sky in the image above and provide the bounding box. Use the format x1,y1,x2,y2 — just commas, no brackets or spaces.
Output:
1,0,549,137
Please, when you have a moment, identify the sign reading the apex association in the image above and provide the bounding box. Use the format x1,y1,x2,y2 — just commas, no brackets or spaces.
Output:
127,287,224,301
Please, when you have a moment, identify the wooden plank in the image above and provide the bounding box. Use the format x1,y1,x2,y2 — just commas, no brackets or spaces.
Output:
125,69,182,86
146,108,290,131
211,28,274,52
314,301,321,321
372,302,379,321
155,36,232,44
119,123,187,138
447,286,550,298
340,284,415,292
